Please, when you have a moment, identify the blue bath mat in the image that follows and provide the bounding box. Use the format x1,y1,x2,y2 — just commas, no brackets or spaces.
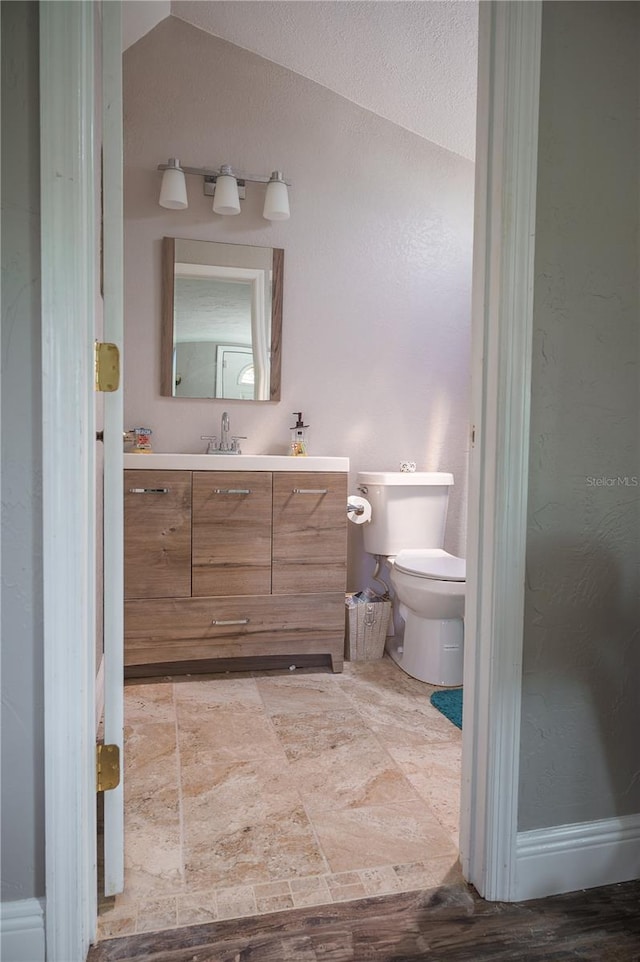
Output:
430,687,463,729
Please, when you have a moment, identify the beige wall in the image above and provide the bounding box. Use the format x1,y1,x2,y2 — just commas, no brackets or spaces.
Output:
1,0,45,902
520,1,640,830
123,17,475,588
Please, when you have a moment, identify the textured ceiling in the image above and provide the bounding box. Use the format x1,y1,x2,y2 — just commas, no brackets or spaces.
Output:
122,0,170,50
122,1,478,160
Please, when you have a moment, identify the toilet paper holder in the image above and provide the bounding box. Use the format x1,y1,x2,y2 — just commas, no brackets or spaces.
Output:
347,494,372,524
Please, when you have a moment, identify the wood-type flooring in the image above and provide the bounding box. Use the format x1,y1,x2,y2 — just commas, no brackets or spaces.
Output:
88,878,640,962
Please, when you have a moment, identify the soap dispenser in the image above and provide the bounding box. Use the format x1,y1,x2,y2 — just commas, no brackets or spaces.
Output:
290,412,309,456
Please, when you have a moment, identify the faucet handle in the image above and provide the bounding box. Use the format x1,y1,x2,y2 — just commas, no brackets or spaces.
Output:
231,436,246,454
200,435,218,454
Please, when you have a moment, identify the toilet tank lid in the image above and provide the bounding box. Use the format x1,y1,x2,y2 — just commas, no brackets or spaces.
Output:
357,471,454,486
394,549,466,581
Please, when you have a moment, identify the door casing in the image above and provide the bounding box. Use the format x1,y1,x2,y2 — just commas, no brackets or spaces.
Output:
40,2,543,956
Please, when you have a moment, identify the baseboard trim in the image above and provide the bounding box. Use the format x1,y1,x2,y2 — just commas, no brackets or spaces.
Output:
0,898,45,962
516,813,640,901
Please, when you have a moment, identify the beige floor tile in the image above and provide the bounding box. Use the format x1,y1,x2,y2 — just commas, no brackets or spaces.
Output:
216,884,257,920
176,891,218,926
339,671,459,745
174,677,263,716
255,892,295,914
326,871,367,902
358,865,403,897
124,682,175,724
180,755,296,810
393,854,463,891
178,709,286,762
183,802,327,889
256,674,352,715
310,801,457,874
97,914,137,939
271,710,420,813
124,784,180,834
289,875,333,908
124,826,184,898
123,722,178,798
97,895,137,924
386,740,462,844
253,880,291,899
135,896,178,933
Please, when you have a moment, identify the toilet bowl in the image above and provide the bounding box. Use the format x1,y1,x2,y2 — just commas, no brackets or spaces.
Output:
389,549,465,687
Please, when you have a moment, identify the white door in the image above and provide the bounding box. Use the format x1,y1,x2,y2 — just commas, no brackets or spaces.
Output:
101,0,125,899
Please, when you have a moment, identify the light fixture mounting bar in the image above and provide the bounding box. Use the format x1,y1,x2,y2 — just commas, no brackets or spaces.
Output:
156,163,291,187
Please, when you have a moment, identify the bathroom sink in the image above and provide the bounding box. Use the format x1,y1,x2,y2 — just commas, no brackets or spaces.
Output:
123,453,349,471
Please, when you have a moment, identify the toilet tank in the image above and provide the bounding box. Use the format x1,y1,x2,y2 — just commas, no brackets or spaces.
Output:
356,471,454,556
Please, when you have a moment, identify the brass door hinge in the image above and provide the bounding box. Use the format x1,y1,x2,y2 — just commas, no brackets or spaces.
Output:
95,341,120,392
96,743,121,792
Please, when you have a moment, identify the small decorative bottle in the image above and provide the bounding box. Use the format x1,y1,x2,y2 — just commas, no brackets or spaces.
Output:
290,412,309,456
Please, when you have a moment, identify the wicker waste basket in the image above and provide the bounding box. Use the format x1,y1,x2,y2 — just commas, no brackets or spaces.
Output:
345,591,392,661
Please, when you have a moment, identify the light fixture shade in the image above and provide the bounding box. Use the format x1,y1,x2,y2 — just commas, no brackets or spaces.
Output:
263,171,290,221
159,159,188,209
213,167,241,215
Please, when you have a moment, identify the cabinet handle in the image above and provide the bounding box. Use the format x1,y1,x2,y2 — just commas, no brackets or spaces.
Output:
212,618,250,626
292,488,328,495
128,487,169,494
213,488,251,495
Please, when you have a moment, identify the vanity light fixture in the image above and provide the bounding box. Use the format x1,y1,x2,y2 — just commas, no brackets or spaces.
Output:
158,158,188,210
157,158,291,221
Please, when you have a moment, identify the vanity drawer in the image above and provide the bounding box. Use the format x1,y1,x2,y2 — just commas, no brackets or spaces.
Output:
192,471,272,597
272,472,348,594
124,593,345,666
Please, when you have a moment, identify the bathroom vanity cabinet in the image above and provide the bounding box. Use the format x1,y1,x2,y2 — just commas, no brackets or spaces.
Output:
124,466,348,675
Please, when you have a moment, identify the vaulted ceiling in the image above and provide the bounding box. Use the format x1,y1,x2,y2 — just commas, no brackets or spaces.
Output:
122,1,478,160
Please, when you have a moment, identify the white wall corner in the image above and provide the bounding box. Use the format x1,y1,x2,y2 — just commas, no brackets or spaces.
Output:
516,814,640,901
0,899,46,962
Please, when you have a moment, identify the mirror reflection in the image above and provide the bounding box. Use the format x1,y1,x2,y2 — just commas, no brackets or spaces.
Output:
161,237,283,401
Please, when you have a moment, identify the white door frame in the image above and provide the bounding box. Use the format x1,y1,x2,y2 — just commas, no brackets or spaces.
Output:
40,1,97,958
39,0,543,953
460,1,542,900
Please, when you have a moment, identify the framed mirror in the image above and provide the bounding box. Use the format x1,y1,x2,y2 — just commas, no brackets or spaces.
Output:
161,237,283,401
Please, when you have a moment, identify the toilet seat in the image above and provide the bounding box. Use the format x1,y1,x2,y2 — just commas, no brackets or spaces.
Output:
393,548,465,582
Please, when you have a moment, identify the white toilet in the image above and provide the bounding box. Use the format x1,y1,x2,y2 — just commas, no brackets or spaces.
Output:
356,471,466,687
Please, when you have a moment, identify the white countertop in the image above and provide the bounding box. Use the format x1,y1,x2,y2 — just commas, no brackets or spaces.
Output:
123,453,349,472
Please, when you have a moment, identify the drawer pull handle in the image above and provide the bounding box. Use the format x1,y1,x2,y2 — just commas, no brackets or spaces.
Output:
213,488,251,495
292,488,328,495
128,487,169,494
212,618,250,626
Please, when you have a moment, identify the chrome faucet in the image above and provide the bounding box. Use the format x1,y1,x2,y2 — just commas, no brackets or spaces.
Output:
221,411,230,450
201,411,246,454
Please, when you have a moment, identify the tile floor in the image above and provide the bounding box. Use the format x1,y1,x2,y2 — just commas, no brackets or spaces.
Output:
98,656,462,939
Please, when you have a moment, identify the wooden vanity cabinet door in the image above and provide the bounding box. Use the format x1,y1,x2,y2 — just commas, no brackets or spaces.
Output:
272,472,347,594
124,470,192,599
192,471,272,597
